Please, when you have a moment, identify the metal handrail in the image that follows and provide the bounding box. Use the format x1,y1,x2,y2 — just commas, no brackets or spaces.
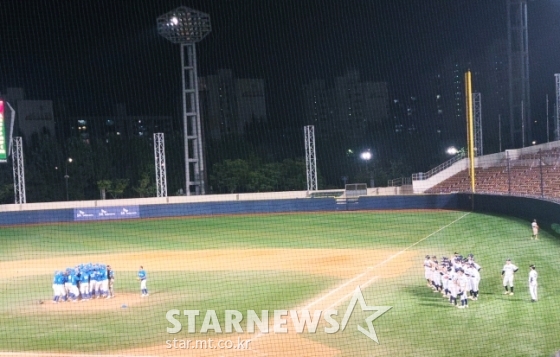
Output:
412,152,466,181
387,177,412,187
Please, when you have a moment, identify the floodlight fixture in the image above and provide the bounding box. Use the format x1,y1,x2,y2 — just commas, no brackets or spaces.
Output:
157,7,211,44
360,151,372,161
446,147,458,155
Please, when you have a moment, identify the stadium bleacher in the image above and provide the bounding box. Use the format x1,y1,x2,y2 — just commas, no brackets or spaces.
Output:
423,147,560,199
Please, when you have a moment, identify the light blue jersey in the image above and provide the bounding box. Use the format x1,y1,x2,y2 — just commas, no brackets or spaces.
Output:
138,268,148,296
54,272,65,285
81,271,90,284
70,273,80,286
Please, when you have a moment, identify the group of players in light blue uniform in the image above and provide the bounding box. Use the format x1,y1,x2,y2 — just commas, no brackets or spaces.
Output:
52,263,115,303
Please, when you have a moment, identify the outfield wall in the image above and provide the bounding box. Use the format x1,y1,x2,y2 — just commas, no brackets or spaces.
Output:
0,194,458,226
2,193,559,234
457,193,560,235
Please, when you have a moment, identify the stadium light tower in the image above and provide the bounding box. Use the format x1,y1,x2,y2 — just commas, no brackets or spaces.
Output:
507,0,531,148
157,7,211,195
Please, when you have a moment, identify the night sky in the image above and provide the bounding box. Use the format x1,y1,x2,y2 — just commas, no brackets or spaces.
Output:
1,0,559,129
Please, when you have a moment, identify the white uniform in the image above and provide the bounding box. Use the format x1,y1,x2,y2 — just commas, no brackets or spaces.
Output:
466,266,480,298
502,262,518,287
424,258,432,281
432,265,442,289
531,221,539,238
529,269,538,301
457,274,469,308
448,271,458,305
441,269,450,294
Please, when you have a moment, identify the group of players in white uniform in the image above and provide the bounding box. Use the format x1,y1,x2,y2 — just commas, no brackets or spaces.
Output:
424,253,482,308
424,220,541,307
424,254,539,307
51,263,115,303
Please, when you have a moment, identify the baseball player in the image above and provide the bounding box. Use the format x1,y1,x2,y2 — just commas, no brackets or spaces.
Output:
431,260,442,293
69,269,80,302
502,258,519,295
138,266,148,297
466,263,481,300
52,271,66,303
452,255,463,270
456,268,469,308
529,265,538,302
107,265,115,298
531,219,539,240
63,269,72,302
429,256,439,290
448,267,459,306
89,266,98,299
441,265,451,298
94,264,103,298
79,267,90,301
423,255,432,288
99,265,109,298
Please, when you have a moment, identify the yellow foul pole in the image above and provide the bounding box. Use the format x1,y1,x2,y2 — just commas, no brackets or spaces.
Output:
465,71,475,193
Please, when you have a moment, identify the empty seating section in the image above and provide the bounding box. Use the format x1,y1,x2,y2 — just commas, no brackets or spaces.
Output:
425,151,560,199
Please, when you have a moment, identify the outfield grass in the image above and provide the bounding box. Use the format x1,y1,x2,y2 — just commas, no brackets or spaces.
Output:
0,210,559,356
0,211,464,260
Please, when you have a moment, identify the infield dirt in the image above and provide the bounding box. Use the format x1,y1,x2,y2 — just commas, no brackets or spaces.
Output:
3,248,417,356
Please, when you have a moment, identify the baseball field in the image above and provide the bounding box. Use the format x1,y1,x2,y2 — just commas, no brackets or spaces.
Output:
0,209,559,356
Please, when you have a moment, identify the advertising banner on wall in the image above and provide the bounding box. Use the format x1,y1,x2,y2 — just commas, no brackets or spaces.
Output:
73,206,140,221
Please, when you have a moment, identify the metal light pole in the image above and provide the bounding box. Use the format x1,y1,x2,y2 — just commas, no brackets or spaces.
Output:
539,150,544,198
554,73,560,140
507,0,531,148
65,158,72,201
304,125,318,192
506,151,511,195
546,94,549,142
157,7,211,196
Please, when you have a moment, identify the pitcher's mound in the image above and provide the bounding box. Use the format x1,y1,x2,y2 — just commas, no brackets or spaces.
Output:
38,293,145,313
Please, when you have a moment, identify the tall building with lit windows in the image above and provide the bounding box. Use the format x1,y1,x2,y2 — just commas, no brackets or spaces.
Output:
303,70,388,141
428,40,508,154
199,69,267,140
71,104,173,143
